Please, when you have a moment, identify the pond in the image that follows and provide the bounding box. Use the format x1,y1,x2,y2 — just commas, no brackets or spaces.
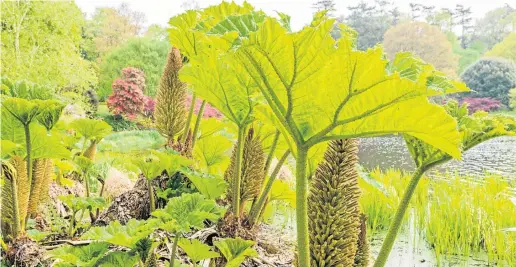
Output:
358,136,516,180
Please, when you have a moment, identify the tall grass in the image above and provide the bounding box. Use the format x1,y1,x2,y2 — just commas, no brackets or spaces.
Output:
360,169,516,266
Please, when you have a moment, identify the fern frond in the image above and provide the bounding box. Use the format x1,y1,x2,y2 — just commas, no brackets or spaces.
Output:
308,139,361,267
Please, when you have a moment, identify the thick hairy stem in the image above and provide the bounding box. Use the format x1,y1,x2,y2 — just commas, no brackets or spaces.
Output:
296,147,310,267
169,233,179,267
249,149,290,225
182,94,196,144
232,127,246,217
148,180,155,212
373,166,426,267
23,124,32,185
190,100,206,149
264,131,280,173
84,171,90,197
69,211,76,237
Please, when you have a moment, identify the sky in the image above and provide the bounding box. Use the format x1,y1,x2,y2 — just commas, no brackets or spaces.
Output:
75,0,511,31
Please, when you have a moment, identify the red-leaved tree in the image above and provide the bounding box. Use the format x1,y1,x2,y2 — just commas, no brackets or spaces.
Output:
461,97,502,113
107,67,146,120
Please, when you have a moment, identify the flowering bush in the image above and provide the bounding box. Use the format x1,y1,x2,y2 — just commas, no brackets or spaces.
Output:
460,97,502,113
185,94,223,119
107,68,146,120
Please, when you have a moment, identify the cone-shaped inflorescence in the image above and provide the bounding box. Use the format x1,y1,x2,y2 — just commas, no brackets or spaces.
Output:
155,47,187,143
11,156,29,229
28,159,45,217
224,128,266,214
1,161,20,237
38,159,53,204
308,139,361,267
354,214,370,267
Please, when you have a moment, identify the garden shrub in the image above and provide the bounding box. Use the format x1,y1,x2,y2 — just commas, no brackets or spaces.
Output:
510,88,516,110
98,38,169,100
107,67,146,120
460,97,502,113
143,96,155,118
460,58,516,105
101,115,138,132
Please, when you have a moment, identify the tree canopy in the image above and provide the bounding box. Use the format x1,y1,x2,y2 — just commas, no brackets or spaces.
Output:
1,1,96,93
486,32,516,62
383,21,459,78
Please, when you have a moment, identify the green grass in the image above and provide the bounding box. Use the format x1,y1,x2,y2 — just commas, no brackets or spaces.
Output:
492,109,516,118
98,130,166,153
97,102,110,117
360,169,516,266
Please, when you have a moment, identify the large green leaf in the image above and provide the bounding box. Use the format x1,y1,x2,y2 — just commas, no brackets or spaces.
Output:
70,118,112,142
180,12,467,158
404,101,516,169
47,242,109,267
177,238,220,263
30,126,70,159
35,99,65,131
81,219,153,249
96,251,139,267
58,195,106,212
150,193,224,233
182,169,228,199
213,238,257,267
1,140,21,158
1,97,41,125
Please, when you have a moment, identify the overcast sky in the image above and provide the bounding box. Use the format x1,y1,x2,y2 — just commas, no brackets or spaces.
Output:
75,0,511,31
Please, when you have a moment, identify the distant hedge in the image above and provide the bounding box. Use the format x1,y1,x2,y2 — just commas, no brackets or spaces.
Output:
460,58,516,105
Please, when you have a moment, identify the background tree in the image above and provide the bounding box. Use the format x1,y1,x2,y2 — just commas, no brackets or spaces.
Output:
486,32,516,62
447,32,482,74
106,67,146,120
460,58,516,106
345,1,395,50
312,0,336,16
472,5,516,49
97,38,169,99
383,21,459,77
82,4,145,61
426,8,454,32
144,24,168,41
1,1,96,93
454,5,473,48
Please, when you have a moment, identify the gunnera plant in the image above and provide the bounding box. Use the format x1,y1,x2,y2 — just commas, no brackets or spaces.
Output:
155,47,187,145
354,214,370,267
224,128,266,218
308,139,361,267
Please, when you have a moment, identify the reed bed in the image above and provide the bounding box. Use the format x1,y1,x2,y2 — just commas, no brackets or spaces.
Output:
360,169,516,266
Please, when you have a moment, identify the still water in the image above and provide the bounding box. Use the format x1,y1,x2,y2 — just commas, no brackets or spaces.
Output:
358,136,516,179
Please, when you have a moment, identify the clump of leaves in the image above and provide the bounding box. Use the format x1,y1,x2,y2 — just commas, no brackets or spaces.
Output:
58,195,106,237
214,237,258,267
178,238,220,265
81,219,153,248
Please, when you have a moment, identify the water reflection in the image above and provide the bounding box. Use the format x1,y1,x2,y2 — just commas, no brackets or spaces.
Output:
358,136,516,179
